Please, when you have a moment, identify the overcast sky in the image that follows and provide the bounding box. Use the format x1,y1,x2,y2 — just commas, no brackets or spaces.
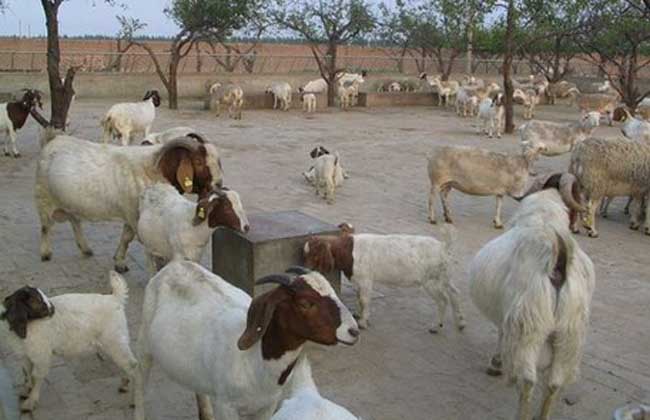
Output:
0,1,180,37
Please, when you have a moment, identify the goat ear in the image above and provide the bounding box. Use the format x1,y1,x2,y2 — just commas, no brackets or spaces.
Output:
176,156,195,194
2,293,29,339
237,289,290,350
311,241,335,273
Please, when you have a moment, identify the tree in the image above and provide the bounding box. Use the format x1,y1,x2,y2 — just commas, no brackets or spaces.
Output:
130,0,257,109
577,1,650,108
207,12,268,73
273,0,376,106
104,16,146,72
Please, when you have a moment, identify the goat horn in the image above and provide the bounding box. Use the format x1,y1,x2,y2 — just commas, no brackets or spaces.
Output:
255,274,293,287
285,266,311,275
559,173,586,212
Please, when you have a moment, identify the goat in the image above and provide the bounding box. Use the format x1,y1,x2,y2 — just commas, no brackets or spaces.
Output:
137,184,249,272
101,90,161,146
141,126,196,145
419,73,460,107
477,93,505,138
266,82,293,111
618,108,650,142
0,89,42,158
134,263,359,420
35,132,223,272
570,91,618,126
301,93,317,113
546,81,578,105
311,153,343,204
469,173,594,420
209,82,244,120
0,272,138,412
303,223,465,331
518,112,601,157
338,81,360,109
569,137,650,237
427,143,552,228
513,88,540,120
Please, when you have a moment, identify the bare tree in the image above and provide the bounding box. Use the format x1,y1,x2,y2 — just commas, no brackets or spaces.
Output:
207,13,267,73
273,0,376,106
104,16,146,72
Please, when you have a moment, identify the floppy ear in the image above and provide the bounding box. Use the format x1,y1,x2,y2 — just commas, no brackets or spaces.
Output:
2,293,29,339
237,289,290,350
310,240,335,273
176,155,195,194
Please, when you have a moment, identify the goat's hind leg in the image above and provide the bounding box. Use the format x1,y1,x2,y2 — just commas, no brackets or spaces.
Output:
428,184,439,224
440,185,454,223
70,216,94,257
114,224,136,273
196,394,216,420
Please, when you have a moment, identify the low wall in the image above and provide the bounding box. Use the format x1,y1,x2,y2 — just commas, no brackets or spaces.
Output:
358,92,439,107
203,92,328,111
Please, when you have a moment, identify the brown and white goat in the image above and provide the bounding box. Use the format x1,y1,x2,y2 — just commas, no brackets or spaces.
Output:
303,224,465,331
0,89,42,157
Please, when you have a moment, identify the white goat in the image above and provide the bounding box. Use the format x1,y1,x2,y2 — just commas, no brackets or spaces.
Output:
619,108,650,142
477,93,505,138
420,73,460,107
0,89,42,158
134,263,359,420
141,126,195,145
338,81,360,109
312,153,344,204
35,132,223,272
266,82,293,111
518,112,601,156
547,81,578,105
300,78,328,94
513,88,540,120
137,184,249,272
101,90,160,146
303,224,465,331
209,82,244,120
427,143,553,228
469,175,595,420
0,273,138,412
571,91,618,126
303,146,347,187
301,93,317,113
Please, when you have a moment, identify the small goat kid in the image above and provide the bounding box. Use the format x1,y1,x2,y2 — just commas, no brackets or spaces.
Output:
469,173,594,420
134,263,359,420
303,224,465,331
0,273,138,412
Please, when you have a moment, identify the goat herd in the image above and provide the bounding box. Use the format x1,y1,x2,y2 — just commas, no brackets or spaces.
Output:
0,68,648,420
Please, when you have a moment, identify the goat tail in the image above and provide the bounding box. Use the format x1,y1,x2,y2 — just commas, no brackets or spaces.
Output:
109,271,129,306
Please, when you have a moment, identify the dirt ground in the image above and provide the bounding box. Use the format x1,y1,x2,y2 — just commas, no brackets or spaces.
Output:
0,98,648,420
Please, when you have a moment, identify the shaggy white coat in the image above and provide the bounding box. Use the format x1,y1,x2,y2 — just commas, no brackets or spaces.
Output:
102,97,157,145
134,261,358,420
141,126,195,145
477,95,504,138
266,82,293,111
312,154,342,204
302,93,317,113
469,189,595,420
519,112,600,156
0,272,137,412
136,183,248,271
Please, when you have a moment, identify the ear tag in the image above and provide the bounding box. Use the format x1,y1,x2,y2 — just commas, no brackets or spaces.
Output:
183,177,193,188
198,207,206,219
256,326,262,332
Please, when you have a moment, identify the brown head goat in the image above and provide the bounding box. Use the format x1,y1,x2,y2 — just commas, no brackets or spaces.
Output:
1,89,43,157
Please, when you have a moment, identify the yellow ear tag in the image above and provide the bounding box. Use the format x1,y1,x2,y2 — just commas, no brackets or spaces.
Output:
198,208,206,219
183,177,193,188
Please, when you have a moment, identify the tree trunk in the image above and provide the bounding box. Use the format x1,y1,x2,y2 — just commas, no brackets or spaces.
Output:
327,43,338,107
466,7,474,74
41,0,75,130
503,0,516,134
168,55,179,109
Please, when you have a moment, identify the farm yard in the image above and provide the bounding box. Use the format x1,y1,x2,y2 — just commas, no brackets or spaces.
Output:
0,98,649,420
2,0,650,419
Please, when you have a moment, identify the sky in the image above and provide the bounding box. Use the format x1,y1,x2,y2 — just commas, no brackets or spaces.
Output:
0,0,181,37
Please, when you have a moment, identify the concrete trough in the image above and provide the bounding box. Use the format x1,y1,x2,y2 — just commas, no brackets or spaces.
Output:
212,210,342,296
204,92,328,112
358,91,439,107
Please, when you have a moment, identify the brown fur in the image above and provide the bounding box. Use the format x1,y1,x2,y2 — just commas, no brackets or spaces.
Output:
550,234,568,290
237,277,342,361
304,232,354,279
157,139,213,197
1,287,54,339
193,188,246,231
6,90,41,131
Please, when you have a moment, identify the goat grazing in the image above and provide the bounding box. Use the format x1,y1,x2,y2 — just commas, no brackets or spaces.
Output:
209,82,244,120
35,132,223,272
266,82,293,111
569,137,650,237
0,272,138,412
303,224,465,331
137,184,249,272
427,144,547,228
134,263,359,420
518,112,601,156
101,90,161,146
469,173,594,420
0,89,42,158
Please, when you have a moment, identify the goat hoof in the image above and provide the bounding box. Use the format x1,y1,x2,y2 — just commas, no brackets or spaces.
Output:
429,219,437,225
444,217,453,224
493,221,503,229
82,249,94,257
41,254,52,262
13,153,21,158
587,231,599,238
3,152,9,156
20,400,36,412
429,327,439,334
644,227,650,236
457,320,466,331
629,223,640,231
114,264,129,274
486,366,503,377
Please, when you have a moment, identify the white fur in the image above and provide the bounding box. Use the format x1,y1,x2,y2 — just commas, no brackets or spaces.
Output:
477,94,505,138
421,74,460,107
312,154,343,204
210,83,244,119
301,78,328,94
266,82,293,111
302,93,317,113
136,183,248,272
513,88,540,120
141,126,196,145
519,112,601,156
102,96,157,146
35,134,223,271
469,189,595,420
620,110,650,142
0,103,22,157
0,273,137,412
338,81,360,109
134,261,358,420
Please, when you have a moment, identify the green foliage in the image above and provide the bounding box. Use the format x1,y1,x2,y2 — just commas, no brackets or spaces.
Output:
165,0,259,39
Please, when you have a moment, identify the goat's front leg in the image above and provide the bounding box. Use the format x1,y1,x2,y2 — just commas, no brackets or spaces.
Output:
517,379,535,420
113,224,136,273
197,394,216,420
440,186,453,223
486,329,503,376
493,195,504,229
8,128,20,157
355,281,373,329
538,384,561,420
20,359,50,412
69,216,94,257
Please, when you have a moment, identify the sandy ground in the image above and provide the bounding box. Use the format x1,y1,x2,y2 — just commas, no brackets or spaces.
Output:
0,99,648,420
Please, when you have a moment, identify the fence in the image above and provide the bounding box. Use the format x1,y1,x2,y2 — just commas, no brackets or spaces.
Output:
0,50,612,78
